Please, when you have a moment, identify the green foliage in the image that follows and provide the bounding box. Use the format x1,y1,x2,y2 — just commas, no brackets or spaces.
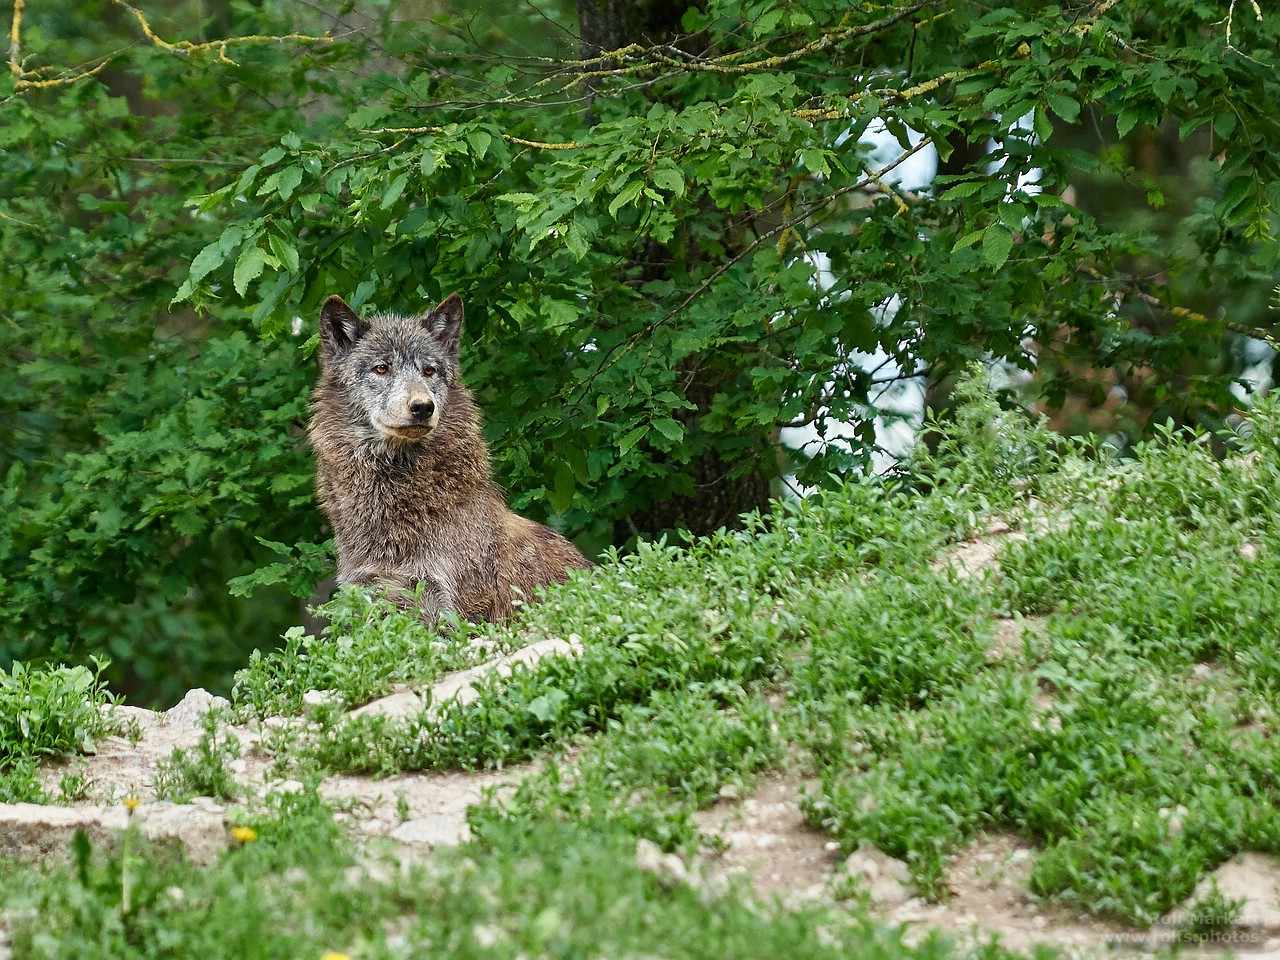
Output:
910,363,1070,506
154,708,242,804
799,381,1280,925
475,689,783,852
0,1,335,703
2,784,360,960
12,378,1280,941
0,658,115,802
2,790,1006,960
4,0,1279,706
231,590,488,717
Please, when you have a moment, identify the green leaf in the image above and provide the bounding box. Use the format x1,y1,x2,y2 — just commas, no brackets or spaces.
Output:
188,241,228,284
618,425,648,454
526,688,568,722
650,165,685,197
941,181,984,201
1151,75,1177,106
608,181,644,220
1046,92,1080,124
267,233,300,274
563,226,590,261
466,129,493,159
651,418,685,445
1115,108,1142,140
1032,108,1054,142
233,245,269,297
982,224,1014,269
549,460,575,514
381,172,410,210
799,148,830,176
275,166,303,202
1217,176,1252,219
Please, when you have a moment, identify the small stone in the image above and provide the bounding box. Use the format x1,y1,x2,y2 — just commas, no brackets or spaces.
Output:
635,837,688,886
349,690,425,720
841,844,912,906
164,689,230,726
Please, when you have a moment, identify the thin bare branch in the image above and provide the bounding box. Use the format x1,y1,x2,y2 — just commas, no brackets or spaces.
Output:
6,0,335,93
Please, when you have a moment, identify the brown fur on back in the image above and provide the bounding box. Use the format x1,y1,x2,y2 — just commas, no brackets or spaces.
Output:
308,293,590,621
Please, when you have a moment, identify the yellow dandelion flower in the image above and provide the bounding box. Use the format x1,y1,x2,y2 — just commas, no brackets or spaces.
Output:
123,795,141,812
320,953,351,960
231,826,258,843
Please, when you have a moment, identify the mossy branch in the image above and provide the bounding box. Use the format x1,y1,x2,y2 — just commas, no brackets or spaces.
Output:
6,0,333,92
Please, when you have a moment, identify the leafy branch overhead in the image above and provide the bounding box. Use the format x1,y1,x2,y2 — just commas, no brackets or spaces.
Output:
5,0,333,90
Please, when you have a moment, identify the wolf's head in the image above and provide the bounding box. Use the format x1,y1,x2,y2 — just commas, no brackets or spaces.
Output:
317,294,465,444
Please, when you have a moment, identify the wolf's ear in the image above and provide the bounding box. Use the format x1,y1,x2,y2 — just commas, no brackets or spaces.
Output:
319,296,369,355
422,293,464,356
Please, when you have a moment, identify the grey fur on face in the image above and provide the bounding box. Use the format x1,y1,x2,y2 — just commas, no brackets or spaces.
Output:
318,295,466,445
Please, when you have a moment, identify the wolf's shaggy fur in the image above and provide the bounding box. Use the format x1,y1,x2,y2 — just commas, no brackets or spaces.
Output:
309,293,590,622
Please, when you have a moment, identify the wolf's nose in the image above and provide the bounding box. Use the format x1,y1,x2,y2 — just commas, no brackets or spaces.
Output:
409,398,436,421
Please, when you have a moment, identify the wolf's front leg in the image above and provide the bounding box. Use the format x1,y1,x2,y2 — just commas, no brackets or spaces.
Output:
345,569,454,621
406,575,457,623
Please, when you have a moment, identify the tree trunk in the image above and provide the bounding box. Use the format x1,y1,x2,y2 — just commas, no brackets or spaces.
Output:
577,1,774,540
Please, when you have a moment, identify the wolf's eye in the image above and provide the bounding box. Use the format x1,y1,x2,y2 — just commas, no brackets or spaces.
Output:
371,363,389,375
422,365,437,378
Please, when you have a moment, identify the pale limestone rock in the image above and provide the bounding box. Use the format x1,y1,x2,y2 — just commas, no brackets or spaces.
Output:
841,843,913,906
164,688,230,726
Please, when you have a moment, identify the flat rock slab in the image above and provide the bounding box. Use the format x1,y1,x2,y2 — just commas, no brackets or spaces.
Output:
0,801,230,865
352,636,583,721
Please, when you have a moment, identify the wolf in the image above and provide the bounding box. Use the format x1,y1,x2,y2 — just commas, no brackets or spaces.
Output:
308,293,591,622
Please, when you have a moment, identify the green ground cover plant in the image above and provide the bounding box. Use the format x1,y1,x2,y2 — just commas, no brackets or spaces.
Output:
154,708,243,804
0,659,116,803
6,376,1280,951
3,788,1019,960
232,591,491,717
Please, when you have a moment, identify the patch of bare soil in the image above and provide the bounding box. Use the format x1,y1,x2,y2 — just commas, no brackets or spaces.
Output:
690,769,1280,957
893,832,1124,954
693,769,839,903
937,523,1027,579
690,768,1125,953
